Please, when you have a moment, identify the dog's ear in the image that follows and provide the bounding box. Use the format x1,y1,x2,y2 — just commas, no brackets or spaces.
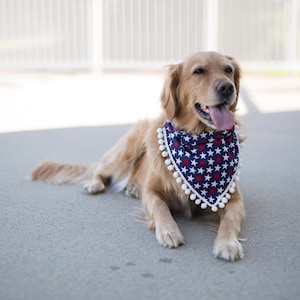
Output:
160,63,182,119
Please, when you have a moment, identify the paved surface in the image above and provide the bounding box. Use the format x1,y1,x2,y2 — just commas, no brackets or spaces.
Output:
0,73,300,300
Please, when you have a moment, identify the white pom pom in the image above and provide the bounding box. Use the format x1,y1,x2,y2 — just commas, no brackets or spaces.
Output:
200,202,207,209
231,181,236,188
162,151,168,157
229,187,235,193
222,197,228,204
236,170,241,176
235,125,239,130
159,145,165,151
158,139,164,145
196,199,201,205
168,165,174,171
165,159,171,165
185,189,191,195
211,206,218,212
176,177,182,183
235,176,240,181
173,171,179,178
226,193,231,199
157,133,164,139
190,194,196,201
156,128,163,133
219,202,225,209
239,133,245,139
181,184,187,190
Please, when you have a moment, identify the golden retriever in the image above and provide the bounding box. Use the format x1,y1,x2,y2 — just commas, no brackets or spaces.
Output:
31,51,245,261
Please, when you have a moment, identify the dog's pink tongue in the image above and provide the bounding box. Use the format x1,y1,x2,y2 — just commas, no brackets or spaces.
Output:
210,105,234,131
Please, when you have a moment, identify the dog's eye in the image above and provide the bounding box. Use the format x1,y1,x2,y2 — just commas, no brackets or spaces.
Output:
193,68,205,75
225,67,233,74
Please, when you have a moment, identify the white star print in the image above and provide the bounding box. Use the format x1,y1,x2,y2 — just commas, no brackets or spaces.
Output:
190,167,196,174
182,166,188,173
188,175,194,181
222,162,229,169
209,196,214,203
215,147,221,154
201,190,207,196
223,154,229,161
205,174,211,181
195,183,201,189
198,168,204,174
184,135,191,142
208,158,214,165
207,149,214,156
200,153,206,159
215,165,221,171
207,166,213,173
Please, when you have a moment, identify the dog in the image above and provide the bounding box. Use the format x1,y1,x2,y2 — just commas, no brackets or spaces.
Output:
31,51,245,261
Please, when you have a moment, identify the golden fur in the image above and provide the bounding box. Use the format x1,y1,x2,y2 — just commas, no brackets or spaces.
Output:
31,51,245,261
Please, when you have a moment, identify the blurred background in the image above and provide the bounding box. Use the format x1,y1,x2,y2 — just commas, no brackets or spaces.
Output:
0,0,299,132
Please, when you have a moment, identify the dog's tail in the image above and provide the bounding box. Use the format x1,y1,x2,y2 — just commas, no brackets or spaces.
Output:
30,161,94,184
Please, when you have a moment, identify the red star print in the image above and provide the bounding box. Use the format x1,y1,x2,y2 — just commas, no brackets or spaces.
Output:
196,175,203,182
183,158,189,165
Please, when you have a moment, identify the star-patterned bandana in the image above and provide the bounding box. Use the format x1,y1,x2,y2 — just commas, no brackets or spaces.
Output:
157,120,243,212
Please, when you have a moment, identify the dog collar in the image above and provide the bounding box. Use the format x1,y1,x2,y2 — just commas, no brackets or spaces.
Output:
157,120,244,212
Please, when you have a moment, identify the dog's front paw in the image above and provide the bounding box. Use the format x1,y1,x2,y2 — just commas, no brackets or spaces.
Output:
156,224,184,248
84,179,105,194
213,238,244,261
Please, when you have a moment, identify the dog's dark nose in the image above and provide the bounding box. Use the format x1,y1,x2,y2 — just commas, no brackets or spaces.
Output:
216,81,234,97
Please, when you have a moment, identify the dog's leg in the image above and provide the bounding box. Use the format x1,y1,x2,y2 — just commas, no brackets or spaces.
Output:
213,186,245,261
84,120,148,194
143,190,184,248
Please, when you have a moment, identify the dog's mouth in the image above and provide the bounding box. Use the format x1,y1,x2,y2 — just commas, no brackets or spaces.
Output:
195,102,234,131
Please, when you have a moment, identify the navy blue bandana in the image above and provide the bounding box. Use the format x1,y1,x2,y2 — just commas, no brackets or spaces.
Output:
157,121,243,212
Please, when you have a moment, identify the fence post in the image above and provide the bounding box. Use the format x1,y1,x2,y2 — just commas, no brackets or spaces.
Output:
203,0,219,51
287,0,298,75
92,0,103,72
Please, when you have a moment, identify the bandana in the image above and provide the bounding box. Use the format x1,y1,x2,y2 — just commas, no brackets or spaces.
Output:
157,120,243,212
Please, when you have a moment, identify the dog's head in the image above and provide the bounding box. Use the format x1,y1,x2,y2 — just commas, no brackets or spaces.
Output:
161,51,241,133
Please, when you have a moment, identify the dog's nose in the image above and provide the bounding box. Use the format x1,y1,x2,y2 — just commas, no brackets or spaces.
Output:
216,81,234,97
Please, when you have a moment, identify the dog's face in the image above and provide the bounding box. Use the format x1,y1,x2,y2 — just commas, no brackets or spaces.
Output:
161,52,241,133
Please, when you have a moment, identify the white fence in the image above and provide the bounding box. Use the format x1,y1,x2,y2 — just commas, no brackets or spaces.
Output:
0,0,299,72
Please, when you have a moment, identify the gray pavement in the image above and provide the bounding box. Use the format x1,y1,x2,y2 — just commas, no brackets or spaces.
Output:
1,75,300,300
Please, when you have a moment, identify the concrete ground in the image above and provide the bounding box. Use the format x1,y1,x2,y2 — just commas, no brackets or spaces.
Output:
0,72,300,300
